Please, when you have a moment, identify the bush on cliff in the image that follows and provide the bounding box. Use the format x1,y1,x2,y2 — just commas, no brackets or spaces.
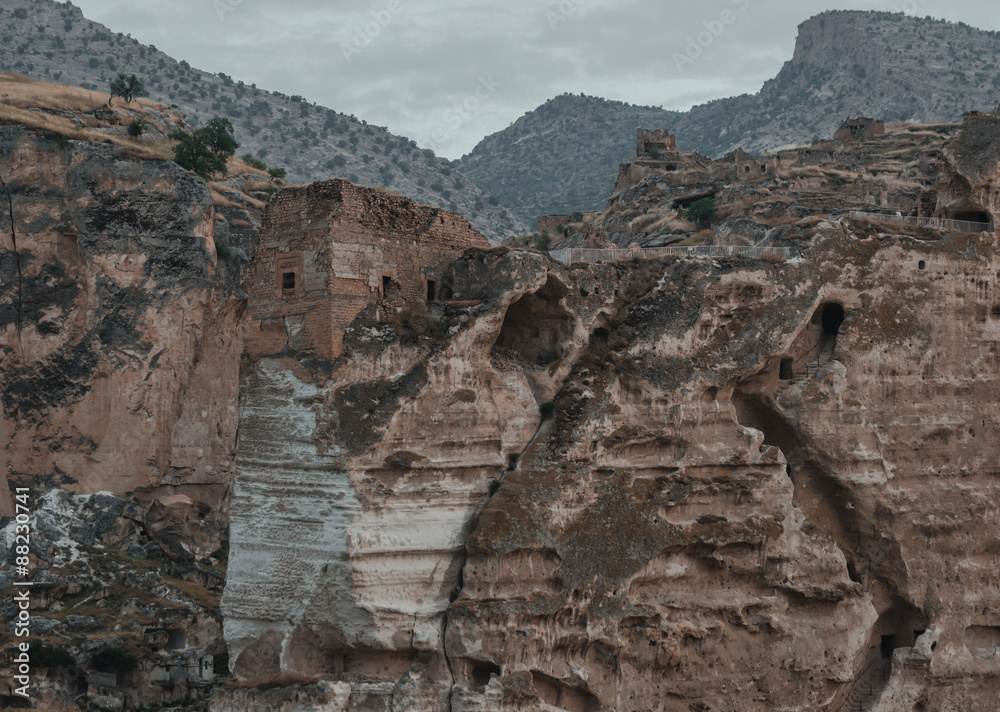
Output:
686,198,716,227
172,117,239,180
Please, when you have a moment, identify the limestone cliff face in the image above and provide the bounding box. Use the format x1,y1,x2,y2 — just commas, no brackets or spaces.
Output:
0,126,246,521
220,222,1000,710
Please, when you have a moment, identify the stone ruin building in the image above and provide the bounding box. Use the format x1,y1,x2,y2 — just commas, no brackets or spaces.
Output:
834,116,886,141
244,179,490,360
730,148,778,182
636,128,677,157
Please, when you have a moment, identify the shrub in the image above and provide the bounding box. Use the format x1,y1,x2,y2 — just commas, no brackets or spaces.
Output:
127,119,145,137
32,644,76,669
536,232,551,250
43,131,69,148
592,327,610,341
240,153,267,170
92,646,138,673
539,402,556,420
686,198,716,226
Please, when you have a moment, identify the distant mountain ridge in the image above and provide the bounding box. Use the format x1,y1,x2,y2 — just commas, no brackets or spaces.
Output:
455,94,682,226
459,10,1000,226
672,10,1000,156
0,0,526,241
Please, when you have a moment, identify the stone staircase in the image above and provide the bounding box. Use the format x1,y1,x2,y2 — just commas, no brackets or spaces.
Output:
836,656,890,712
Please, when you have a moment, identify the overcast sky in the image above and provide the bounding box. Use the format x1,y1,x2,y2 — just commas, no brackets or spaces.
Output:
70,0,1000,159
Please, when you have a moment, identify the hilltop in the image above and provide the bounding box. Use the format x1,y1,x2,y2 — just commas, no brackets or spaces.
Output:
459,11,1000,226
672,11,1000,155
0,0,526,241
455,94,681,226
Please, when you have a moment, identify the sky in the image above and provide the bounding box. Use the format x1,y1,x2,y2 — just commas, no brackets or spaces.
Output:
69,0,1000,159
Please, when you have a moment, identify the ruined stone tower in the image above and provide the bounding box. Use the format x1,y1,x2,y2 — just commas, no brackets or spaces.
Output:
243,179,490,360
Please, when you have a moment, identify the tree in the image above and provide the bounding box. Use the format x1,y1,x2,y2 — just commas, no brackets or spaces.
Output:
268,166,287,181
201,118,239,155
686,198,716,227
108,74,148,106
172,118,238,180
172,130,227,180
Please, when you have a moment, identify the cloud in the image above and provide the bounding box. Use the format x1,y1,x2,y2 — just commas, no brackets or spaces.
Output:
71,0,1000,158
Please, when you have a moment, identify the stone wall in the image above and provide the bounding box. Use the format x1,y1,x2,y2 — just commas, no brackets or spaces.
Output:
244,179,489,360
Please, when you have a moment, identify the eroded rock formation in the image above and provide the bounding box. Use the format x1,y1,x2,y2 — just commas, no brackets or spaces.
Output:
0,125,247,520
221,215,1000,710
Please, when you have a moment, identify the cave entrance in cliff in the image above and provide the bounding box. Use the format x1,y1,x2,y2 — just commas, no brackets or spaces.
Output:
873,604,926,660
951,208,992,227
779,358,794,380
492,276,574,366
814,301,846,354
469,661,502,688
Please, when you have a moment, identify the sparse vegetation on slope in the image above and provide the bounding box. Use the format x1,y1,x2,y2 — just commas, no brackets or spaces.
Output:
0,0,524,241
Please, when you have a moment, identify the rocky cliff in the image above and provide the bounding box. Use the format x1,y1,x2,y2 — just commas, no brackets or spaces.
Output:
0,123,246,525
221,219,1000,710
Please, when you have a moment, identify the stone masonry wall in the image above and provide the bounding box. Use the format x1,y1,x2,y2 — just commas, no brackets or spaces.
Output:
244,179,489,360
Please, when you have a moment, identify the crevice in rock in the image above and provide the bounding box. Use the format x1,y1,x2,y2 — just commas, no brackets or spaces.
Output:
733,389,862,576
0,166,24,360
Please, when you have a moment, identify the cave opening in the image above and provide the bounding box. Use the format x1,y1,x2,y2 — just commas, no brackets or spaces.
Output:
166,629,187,651
821,302,846,337
952,209,991,226
779,358,794,381
880,634,897,659
471,661,502,688
492,276,574,366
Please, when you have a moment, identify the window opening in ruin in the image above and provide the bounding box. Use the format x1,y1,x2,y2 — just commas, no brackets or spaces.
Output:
426,280,436,302
382,276,391,296
744,165,750,174
282,272,295,290
918,260,926,271
779,358,794,380
166,629,187,651
760,165,767,173
880,634,896,659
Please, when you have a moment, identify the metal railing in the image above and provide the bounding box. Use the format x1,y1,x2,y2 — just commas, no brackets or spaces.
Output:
848,211,993,234
549,245,797,265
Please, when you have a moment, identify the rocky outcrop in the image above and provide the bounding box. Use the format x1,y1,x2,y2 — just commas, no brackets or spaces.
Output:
221,220,1000,710
936,111,1000,228
0,125,247,520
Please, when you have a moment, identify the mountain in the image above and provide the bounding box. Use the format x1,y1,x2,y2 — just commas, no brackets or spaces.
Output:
672,10,1000,156
458,11,1000,227
0,0,526,241
455,94,681,226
